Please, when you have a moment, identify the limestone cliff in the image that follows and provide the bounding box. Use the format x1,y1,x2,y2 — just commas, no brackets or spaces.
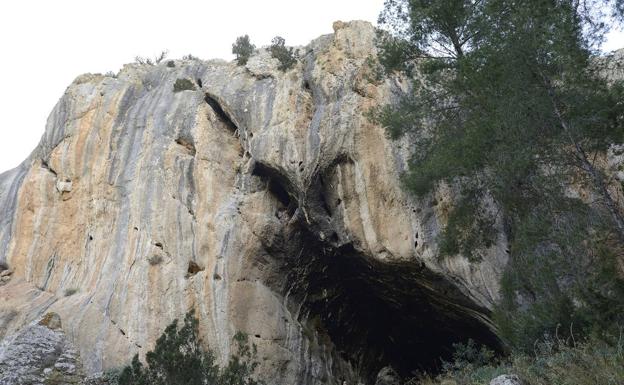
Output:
0,21,508,384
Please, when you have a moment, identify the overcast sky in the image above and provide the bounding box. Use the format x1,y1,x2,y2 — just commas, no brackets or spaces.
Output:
0,1,622,174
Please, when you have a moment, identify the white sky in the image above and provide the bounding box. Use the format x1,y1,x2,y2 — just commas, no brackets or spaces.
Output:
0,0,622,174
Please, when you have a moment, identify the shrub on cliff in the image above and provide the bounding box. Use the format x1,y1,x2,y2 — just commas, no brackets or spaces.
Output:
414,336,624,385
118,310,262,385
135,51,168,66
232,35,255,66
173,78,197,93
269,36,297,71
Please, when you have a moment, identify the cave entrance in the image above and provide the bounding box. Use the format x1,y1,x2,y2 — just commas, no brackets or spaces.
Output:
251,164,501,382
286,236,502,382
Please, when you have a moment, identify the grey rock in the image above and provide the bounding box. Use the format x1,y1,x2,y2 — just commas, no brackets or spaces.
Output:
0,314,84,384
490,374,522,385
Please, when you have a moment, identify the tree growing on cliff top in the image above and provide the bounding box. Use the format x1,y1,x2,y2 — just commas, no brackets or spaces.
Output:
232,35,255,66
269,36,297,71
374,0,624,350
118,310,262,385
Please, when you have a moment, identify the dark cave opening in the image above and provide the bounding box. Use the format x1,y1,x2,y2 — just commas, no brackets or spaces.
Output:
285,235,502,382
252,164,502,383
252,163,297,213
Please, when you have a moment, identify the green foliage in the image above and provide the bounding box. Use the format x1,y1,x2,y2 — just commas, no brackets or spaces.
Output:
444,339,497,371
118,311,262,385
376,0,624,351
173,78,197,93
375,32,418,75
363,55,386,84
438,191,496,262
232,35,255,66
269,36,297,71
415,337,624,385
494,208,624,351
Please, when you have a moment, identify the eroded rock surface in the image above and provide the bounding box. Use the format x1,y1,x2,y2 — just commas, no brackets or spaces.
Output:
0,21,509,384
0,313,84,384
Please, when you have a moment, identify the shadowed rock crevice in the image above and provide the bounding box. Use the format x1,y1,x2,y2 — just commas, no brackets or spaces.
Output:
252,162,298,216
204,93,237,132
175,137,196,156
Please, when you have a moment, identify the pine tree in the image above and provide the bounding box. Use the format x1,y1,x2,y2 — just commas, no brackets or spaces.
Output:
118,311,262,385
375,0,624,349
232,35,255,66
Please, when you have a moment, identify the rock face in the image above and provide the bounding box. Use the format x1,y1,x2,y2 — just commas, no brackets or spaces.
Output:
0,313,84,384
0,21,508,384
490,374,522,385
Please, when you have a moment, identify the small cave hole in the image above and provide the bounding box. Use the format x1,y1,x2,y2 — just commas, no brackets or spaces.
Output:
175,137,196,156
154,242,163,250
88,235,93,241
187,261,204,277
270,180,291,208
119,329,126,336
213,273,222,281
41,159,58,177
196,78,203,88
252,164,292,209
255,334,261,338
303,80,311,91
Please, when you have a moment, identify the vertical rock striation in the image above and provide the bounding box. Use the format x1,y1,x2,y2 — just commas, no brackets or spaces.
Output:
0,21,510,384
